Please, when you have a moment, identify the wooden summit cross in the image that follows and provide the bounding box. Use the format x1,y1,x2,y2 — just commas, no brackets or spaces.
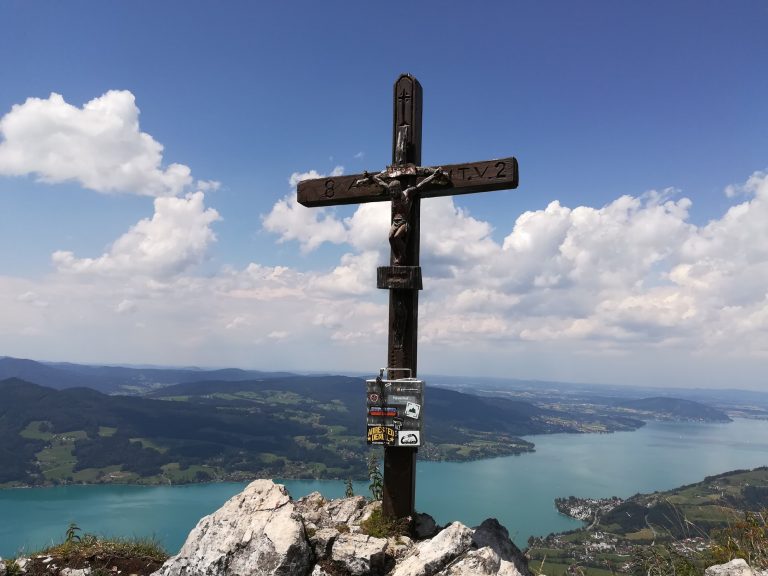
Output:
297,74,519,520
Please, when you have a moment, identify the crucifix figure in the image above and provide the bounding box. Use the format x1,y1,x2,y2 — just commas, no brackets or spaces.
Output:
297,74,519,521
357,167,447,265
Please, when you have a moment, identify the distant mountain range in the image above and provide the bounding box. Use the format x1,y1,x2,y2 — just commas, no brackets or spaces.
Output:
0,356,294,394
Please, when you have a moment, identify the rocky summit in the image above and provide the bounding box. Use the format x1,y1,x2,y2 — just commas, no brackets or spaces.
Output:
151,479,532,576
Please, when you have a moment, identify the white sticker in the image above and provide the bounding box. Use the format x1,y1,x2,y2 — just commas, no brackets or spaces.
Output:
405,402,421,419
398,430,420,446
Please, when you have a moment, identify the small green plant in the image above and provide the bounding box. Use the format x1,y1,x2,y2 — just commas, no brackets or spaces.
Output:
360,507,409,539
565,564,587,576
367,453,383,501
65,522,81,543
630,546,699,576
4,560,23,576
344,478,354,498
709,510,768,569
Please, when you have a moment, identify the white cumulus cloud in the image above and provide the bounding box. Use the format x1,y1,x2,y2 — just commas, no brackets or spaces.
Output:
52,191,220,277
0,91,193,196
262,166,348,252
5,163,768,388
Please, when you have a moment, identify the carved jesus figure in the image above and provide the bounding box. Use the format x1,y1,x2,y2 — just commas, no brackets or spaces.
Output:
359,168,445,265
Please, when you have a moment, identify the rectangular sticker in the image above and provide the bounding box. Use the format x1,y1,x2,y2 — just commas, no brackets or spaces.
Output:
386,395,417,404
398,430,421,446
367,425,396,445
368,407,398,418
404,402,421,419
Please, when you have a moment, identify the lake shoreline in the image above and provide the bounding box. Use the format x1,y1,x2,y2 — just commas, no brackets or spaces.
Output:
3,416,745,491
3,419,768,556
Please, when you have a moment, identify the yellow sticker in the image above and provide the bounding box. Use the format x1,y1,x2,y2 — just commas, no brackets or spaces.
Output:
367,425,396,445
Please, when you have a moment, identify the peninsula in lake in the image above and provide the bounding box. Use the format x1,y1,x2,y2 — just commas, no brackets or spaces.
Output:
529,467,768,575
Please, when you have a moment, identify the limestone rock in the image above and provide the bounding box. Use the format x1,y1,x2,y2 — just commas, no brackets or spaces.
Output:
296,492,326,527
437,546,501,575
387,535,414,560
413,513,439,540
392,522,474,576
705,559,757,576
14,558,29,573
296,493,368,530
308,527,339,561
153,478,535,576
0,558,6,576
327,495,369,526
60,569,92,576
435,546,527,576
472,519,531,576
310,566,332,576
330,533,390,576
152,479,311,576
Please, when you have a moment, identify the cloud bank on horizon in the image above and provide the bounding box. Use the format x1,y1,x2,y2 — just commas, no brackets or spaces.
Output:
1,90,766,388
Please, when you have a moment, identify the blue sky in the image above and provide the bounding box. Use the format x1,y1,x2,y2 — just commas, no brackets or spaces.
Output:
1,1,767,388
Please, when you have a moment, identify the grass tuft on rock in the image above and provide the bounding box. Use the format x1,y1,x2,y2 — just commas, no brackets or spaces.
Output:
360,508,409,539
709,510,768,569
5,524,169,576
37,534,169,564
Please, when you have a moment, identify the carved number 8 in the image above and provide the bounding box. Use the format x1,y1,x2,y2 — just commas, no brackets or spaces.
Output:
324,179,335,198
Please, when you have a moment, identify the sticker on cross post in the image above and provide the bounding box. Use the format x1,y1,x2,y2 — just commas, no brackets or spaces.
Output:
368,407,398,418
367,425,396,445
387,395,416,403
398,430,420,446
404,402,421,419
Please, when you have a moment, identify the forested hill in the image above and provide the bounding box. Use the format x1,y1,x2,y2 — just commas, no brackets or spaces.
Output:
0,359,735,488
146,376,553,437
0,377,327,485
1,376,555,487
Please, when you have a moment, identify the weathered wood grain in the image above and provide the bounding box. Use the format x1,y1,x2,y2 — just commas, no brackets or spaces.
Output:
297,156,519,207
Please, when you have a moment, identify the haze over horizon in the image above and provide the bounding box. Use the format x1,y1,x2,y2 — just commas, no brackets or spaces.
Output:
1,2,767,390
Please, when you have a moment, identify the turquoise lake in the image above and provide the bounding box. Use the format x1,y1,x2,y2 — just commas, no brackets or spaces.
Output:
2,418,767,556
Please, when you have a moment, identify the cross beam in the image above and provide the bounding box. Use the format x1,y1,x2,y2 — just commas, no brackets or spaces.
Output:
297,157,519,207
296,74,519,520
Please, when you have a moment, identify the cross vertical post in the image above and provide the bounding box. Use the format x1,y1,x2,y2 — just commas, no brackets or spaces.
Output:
382,74,422,520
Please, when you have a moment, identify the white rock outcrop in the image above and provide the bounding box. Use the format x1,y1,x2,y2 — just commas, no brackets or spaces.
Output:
60,569,92,576
438,546,526,576
471,518,529,575
330,533,390,575
391,522,474,576
154,479,531,576
152,479,311,576
705,559,768,576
